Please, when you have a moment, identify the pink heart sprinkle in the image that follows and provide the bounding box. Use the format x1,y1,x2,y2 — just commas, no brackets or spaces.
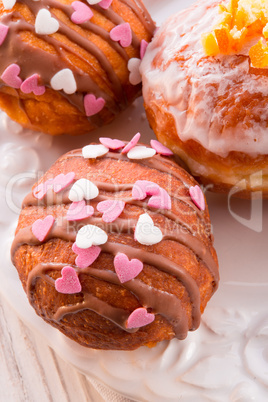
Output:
20,74,46,96
55,266,82,294
110,22,132,47
71,1,93,24
84,94,106,117
150,139,173,156
140,39,148,60
33,179,52,199
0,23,9,46
72,242,101,268
66,200,94,221
32,215,55,242
99,0,113,9
114,253,143,283
126,307,155,329
99,137,125,150
53,172,76,193
189,185,205,211
1,63,22,89
132,180,160,201
148,187,171,210
97,199,125,222
121,132,141,154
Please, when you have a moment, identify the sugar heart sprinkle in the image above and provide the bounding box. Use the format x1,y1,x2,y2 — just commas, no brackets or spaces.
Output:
134,213,163,246
127,146,156,160
97,199,125,222
71,1,93,24
82,144,109,159
148,187,172,210
35,9,59,35
68,178,99,202
2,0,16,10
72,243,101,268
99,0,113,9
52,172,76,193
33,179,54,199
84,94,105,116
140,39,148,59
50,68,77,94
126,308,155,329
66,200,94,221
114,253,143,283
1,64,22,88
55,266,82,294
110,22,132,47
150,140,173,156
20,74,46,96
99,137,125,150
132,180,160,201
128,58,142,85
0,24,9,46
189,185,205,211
32,215,55,242
121,132,141,154
75,224,108,249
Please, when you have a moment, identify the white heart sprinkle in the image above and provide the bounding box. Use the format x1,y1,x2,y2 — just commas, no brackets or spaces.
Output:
134,213,163,246
128,58,141,85
50,69,77,94
35,9,59,35
68,179,99,202
82,144,109,159
86,0,101,4
127,146,156,160
76,224,108,249
2,0,16,10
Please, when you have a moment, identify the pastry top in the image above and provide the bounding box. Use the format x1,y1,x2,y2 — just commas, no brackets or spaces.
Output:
11,135,219,349
140,0,268,158
0,0,154,133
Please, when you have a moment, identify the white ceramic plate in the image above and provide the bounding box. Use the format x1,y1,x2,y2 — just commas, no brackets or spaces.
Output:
1,0,268,400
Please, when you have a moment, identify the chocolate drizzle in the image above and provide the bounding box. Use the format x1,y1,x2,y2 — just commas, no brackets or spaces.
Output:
11,147,219,341
0,0,155,121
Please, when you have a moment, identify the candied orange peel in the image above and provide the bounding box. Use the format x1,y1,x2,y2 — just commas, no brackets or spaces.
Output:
202,0,268,67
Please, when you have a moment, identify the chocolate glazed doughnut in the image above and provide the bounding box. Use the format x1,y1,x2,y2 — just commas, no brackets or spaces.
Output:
0,0,155,135
11,138,219,350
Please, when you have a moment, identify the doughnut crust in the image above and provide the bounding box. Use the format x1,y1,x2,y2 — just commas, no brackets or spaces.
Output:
11,141,219,350
140,0,268,198
0,0,155,135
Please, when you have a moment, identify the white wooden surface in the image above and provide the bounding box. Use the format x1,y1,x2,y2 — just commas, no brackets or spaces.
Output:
0,293,107,402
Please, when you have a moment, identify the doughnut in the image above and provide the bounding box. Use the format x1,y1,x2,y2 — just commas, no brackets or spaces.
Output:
140,0,268,198
11,136,219,350
0,0,155,135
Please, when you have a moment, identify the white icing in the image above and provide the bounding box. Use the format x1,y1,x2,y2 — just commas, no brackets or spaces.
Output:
140,0,268,157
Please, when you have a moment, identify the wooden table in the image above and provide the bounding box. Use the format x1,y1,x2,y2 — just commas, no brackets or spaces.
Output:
0,293,111,402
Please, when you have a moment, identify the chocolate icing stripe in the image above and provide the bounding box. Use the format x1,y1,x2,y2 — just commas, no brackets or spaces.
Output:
27,263,135,333
119,0,155,34
101,241,200,331
14,0,126,104
12,216,203,329
0,0,153,117
26,246,193,337
54,293,133,331
11,211,217,281
0,16,115,117
23,188,199,238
